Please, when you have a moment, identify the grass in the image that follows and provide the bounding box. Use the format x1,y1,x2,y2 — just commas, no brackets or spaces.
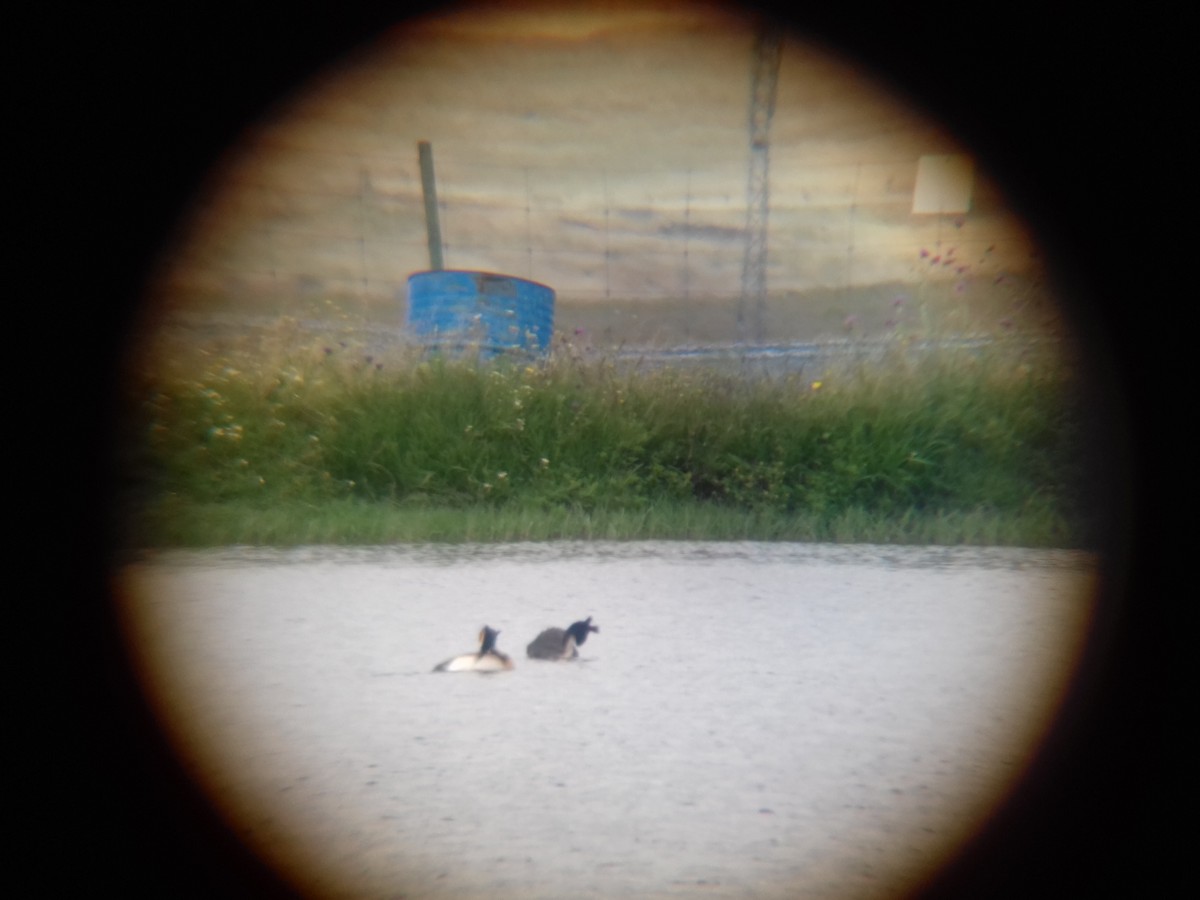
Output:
118,332,1093,548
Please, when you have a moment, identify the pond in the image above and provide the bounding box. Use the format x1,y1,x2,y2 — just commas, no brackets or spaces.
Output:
115,542,1097,899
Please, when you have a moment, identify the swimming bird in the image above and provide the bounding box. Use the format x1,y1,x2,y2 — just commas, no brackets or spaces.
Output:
526,616,600,660
433,625,514,673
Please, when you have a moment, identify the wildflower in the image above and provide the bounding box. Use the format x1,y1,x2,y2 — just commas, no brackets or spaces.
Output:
919,248,929,258
497,471,508,481
208,424,242,441
464,424,474,434
811,381,823,391
540,457,550,469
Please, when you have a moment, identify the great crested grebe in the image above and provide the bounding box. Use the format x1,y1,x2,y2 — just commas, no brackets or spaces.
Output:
526,616,600,660
433,625,514,672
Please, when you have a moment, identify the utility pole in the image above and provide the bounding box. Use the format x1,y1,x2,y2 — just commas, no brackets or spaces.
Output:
738,22,782,344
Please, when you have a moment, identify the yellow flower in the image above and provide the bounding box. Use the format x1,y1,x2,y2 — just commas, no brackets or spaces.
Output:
811,380,823,391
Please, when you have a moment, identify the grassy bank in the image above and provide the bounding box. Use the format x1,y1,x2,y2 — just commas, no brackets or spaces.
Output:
120,337,1091,548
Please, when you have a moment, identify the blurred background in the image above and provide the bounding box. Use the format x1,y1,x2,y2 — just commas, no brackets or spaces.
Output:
138,4,1059,358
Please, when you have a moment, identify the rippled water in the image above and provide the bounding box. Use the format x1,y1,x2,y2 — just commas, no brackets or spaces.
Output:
115,542,1096,899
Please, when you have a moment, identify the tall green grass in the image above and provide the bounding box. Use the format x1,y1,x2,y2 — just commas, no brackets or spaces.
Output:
120,338,1092,547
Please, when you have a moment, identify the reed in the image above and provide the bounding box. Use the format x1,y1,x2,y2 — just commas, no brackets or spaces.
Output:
120,333,1091,547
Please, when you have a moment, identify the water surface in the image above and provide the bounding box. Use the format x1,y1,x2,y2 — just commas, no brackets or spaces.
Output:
116,542,1096,899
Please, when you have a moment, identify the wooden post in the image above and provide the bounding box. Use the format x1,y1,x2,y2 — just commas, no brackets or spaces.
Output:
418,141,444,271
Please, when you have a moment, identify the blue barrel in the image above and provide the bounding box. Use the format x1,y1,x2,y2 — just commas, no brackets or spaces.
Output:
406,270,555,358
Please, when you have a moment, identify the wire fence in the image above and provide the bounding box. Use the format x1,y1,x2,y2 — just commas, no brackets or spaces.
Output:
154,140,1050,345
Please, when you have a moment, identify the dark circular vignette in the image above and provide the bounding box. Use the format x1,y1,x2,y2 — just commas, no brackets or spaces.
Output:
51,1,1173,898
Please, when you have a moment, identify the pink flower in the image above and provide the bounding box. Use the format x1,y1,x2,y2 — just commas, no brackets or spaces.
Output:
919,248,930,259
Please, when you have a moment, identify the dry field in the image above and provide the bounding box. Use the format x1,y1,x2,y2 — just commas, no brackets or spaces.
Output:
136,2,1066,367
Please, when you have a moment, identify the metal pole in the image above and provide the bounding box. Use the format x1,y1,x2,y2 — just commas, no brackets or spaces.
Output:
739,22,782,344
417,141,444,271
